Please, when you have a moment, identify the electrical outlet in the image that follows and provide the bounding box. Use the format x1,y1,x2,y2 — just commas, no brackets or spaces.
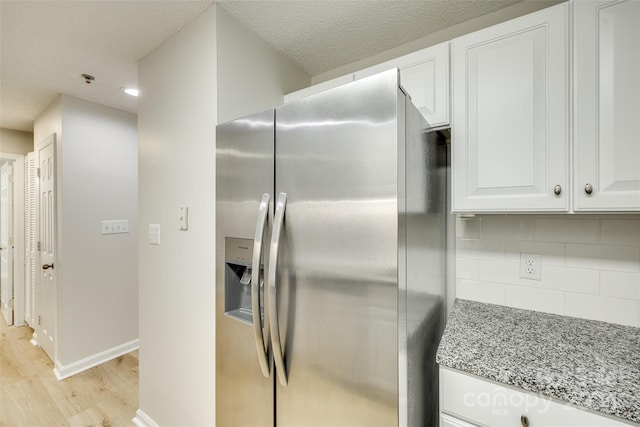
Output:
519,253,542,280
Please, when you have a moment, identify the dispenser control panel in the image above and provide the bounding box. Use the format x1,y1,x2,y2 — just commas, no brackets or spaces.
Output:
225,237,253,266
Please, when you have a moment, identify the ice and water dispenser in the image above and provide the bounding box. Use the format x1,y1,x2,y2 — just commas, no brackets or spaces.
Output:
224,237,263,325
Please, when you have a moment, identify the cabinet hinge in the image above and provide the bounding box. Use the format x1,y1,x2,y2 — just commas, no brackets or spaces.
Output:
37,241,41,251
8,237,14,246
37,168,41,178
38,315,41,326
10,298,14,309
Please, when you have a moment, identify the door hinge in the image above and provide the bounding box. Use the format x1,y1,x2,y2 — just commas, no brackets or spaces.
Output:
37,168,41,178
38,315,41,326
37,241,41,251
8,174,13,184
8,237,14,246
10,298,14,309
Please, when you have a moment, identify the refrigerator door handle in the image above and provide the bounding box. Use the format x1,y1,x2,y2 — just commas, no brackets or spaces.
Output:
252,193,271,378
268,192,288,386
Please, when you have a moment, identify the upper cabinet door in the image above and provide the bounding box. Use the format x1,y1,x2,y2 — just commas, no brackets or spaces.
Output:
355,42,450,128
452,4,569,212
574,0,640,211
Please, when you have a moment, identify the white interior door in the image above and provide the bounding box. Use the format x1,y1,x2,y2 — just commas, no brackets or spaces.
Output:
1,161,14,325
37,135,56,360
24,152,37,327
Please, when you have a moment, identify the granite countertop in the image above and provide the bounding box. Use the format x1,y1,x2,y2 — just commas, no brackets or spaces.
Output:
436,299,640,424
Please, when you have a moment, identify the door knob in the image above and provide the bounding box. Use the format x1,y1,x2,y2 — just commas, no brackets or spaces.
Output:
42,263,54,270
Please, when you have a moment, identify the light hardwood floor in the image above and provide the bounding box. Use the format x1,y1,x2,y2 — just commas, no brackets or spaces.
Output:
0,316,138,426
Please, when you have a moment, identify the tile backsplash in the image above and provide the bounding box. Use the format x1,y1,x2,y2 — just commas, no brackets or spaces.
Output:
455,215,640,327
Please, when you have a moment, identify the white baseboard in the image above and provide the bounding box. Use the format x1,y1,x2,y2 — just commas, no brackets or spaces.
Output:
53,338,139,380
132,409,160,427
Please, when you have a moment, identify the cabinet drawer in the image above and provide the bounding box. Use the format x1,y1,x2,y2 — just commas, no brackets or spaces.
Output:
441,368,631,427
441,413,479,427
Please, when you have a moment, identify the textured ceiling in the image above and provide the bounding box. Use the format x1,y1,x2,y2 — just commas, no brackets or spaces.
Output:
218,0,522,77
0,0,214,132
0,0,525,133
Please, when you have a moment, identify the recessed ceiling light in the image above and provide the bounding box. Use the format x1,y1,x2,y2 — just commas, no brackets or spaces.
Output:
121,87,139,97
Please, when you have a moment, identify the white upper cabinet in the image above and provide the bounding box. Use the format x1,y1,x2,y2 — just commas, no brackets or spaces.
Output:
452,4,570,212
573,0,640,211
355,42,450,128
286,43,450,128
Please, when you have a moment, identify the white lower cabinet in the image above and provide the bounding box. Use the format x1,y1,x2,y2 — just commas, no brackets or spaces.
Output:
440,368,632,427
441,413,478,427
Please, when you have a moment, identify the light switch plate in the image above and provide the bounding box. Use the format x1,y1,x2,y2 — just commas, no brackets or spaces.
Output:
101,219,129,235
179,206,188,231
149,224,160,245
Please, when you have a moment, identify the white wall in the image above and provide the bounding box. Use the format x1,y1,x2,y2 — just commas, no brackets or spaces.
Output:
137,5,308,425
137,6,218,426
58,95,138,365
34,97,62,149
33,95,138,373
216,7,309,122
456,215,640,327
0,128,33,155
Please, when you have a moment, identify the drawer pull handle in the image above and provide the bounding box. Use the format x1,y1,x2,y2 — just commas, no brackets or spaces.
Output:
521,414,529,427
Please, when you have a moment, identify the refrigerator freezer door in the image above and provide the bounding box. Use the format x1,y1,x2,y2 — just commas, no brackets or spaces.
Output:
216,110,275,427
274,69,402,426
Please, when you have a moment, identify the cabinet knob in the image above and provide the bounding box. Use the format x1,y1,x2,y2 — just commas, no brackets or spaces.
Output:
585,183,593,195
553,185,562,196
521,414,529,427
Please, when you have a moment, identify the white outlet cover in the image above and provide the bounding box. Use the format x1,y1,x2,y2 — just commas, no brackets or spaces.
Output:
149,224,161,245
519,252,542,280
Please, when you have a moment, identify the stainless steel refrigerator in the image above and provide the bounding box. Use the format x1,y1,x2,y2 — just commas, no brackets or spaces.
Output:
216,69,446,427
